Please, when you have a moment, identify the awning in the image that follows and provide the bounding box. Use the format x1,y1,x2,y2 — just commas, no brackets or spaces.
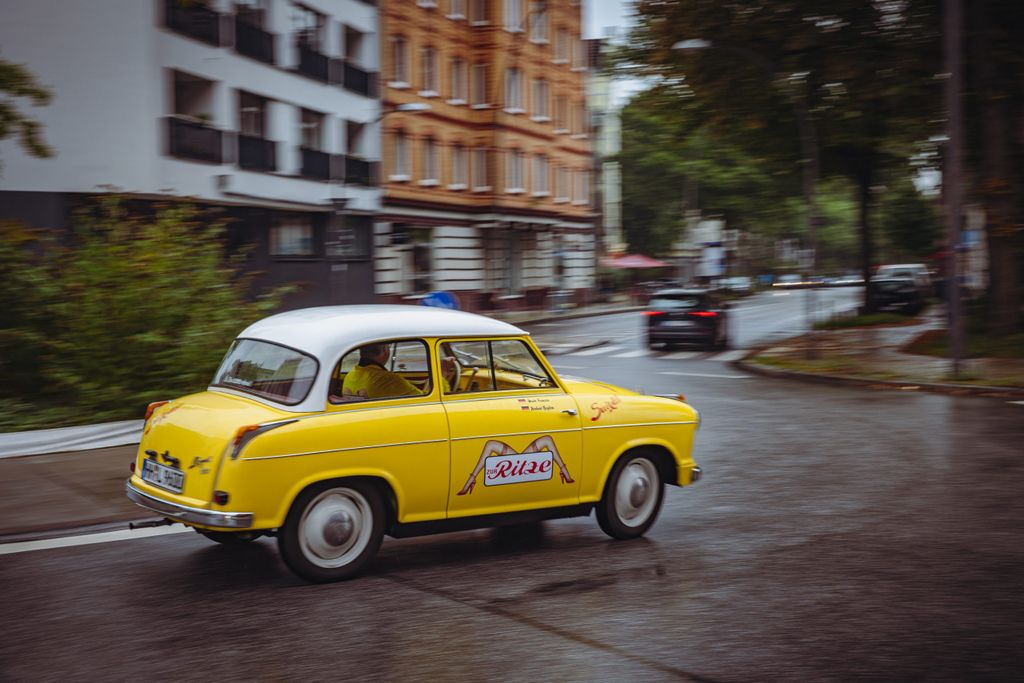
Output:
601,253,672,269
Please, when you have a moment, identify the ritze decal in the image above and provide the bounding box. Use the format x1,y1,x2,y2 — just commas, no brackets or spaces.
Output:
590,395,622,422
457,435,575,495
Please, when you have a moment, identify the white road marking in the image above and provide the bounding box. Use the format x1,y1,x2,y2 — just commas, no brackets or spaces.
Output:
710,350,748,362
659,371,751,380
569,345,624,356
1009,401,1024,406
0,525,191,556
552,365,585,370
661,351,701,360
612,349,650,358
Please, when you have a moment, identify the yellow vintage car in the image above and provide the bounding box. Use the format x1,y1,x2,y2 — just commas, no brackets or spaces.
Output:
126,305,702,582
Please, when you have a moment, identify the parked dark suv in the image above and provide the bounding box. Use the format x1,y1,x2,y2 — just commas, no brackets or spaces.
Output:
870,276,925,315
646,289,729,350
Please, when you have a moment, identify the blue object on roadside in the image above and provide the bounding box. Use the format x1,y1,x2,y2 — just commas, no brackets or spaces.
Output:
420,291,460,310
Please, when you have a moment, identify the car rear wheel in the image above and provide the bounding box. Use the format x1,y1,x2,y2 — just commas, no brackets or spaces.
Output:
278,480,384,583
196,529,262,545
596,453,664,539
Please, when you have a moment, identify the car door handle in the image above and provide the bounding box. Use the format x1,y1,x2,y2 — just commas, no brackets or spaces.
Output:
561,409,578,416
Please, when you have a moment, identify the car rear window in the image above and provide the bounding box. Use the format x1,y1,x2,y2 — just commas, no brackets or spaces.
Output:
212,339,319,405
649,296,706,310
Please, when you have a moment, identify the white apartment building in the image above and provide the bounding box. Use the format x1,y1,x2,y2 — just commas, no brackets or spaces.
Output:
0,0,381,307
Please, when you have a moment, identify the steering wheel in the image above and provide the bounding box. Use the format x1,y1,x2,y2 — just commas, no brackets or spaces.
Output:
446,357,461,392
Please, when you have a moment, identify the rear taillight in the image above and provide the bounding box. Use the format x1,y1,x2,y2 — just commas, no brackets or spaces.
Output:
144,400,169,421
644,311,666,317
129,462,135,473
690,311,718,318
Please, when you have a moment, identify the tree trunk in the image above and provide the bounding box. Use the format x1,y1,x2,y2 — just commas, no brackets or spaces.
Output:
859,167,875,312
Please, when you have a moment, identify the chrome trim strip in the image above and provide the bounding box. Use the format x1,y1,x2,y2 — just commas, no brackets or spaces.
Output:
125,481,254,528
442,391,567,404
450,427,582,442
583,421,697,430
241,438,449,461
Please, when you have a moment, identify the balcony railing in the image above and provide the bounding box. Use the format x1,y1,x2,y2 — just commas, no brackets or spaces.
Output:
165,0,222,47
343,156,377,186
237,134,276,172
296,43,329,83
166,116,223,164
342,62,377,97
300,147,331,180
235,17,275,65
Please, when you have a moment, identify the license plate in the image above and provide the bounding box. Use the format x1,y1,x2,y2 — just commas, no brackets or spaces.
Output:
664,320,693,327
141,458,185,493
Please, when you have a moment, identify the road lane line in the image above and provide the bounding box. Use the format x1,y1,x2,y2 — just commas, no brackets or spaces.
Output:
661,351,701,360
1009,401,1024,406
0,525,191,555
710,350,748,362
568,345,623,356
612,349,649,358
659,371,751,379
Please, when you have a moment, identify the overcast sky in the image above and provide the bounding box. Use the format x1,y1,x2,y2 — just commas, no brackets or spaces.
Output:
584,0,635,40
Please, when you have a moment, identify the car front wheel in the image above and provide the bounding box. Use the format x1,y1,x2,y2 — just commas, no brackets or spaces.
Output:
596,453,664,539
278,480,385,583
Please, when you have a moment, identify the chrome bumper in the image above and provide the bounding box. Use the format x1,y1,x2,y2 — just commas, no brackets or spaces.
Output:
690,466,703,484
125,480,254,529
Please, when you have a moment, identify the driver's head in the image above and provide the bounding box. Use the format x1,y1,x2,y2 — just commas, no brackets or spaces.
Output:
359,342,390,365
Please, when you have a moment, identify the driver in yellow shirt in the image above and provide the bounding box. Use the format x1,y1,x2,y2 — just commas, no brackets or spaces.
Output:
342,342,455,400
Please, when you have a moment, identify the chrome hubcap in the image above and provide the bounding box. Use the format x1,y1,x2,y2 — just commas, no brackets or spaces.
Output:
614,458,659,527
299,488,372,568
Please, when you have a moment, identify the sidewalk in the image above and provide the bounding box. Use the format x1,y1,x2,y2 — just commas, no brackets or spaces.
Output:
739,308,1024,397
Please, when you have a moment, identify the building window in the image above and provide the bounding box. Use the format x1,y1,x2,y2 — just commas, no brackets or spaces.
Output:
504,0,523,31
449,0,466,19
529,6,548,43
450,144,467,188
572,36,587,70
420,46,438,95
344,25,365,65
421,138,440,185
270,218,315,257
300,108,324,150
236,0,267,28
471,63,488,107
470,0,488,25
506,150,524,192
391,131,410,180
532,78,549,120
554,165,569,202
449,57,468,102
346,120,366,156
417,0,438,7
238,91,268,137
504,67,523,112
532,155,549,195
554,27,568,62
554,95,568,132
390,36,409,86
291,3,325,51
472,147,489,190
573,169,590,205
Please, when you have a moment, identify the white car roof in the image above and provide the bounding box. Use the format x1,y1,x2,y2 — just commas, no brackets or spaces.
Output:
238,305,527,360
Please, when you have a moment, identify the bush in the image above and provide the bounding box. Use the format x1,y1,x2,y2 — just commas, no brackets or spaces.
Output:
0,198,292,429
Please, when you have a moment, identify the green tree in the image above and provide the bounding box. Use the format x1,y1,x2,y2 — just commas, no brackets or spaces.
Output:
0,59,53,165
0,199,292,429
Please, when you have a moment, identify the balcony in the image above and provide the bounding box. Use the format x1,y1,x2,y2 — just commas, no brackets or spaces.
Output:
237,134,276,172
166,116,223,164
234,17,275,65
342,62,377,97
340,156,377,186
296,43,329,83
300,147,331,180
165,0,222,47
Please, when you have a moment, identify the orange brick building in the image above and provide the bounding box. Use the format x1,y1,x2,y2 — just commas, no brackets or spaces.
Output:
376,0,596,311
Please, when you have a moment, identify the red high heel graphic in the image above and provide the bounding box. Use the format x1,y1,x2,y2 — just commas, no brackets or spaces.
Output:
559,469,575,484
456,479,476,496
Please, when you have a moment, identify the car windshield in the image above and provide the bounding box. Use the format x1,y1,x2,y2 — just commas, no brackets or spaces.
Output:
212,339,319,405
649,295,706,310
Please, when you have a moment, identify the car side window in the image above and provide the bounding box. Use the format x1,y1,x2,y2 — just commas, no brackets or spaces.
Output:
443,339,554,394
329,339,433,404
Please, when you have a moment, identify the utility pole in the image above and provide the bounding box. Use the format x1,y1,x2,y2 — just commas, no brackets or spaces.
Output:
944,0,965,376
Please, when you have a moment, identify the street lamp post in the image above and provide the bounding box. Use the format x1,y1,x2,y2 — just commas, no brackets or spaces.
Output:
673,40,821,358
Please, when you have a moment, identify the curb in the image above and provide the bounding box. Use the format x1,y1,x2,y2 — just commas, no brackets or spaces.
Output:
735,355,1024,399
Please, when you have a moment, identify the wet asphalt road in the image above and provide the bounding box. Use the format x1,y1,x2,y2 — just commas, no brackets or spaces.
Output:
3,296,1024,682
